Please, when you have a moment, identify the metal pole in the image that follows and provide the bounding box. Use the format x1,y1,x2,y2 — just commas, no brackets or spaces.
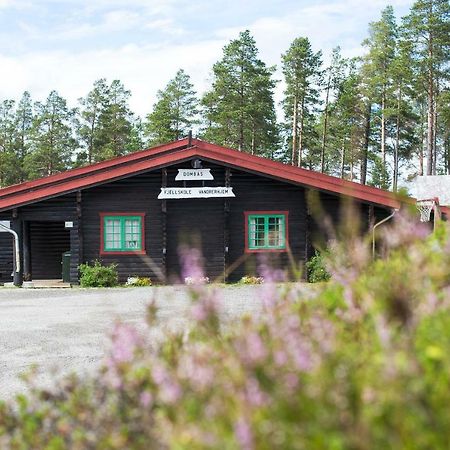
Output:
372,209,397,259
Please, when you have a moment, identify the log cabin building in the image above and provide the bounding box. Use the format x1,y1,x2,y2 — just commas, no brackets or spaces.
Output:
0,138,423,285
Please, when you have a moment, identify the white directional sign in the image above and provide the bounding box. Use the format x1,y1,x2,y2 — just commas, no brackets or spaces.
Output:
175,168,214,180
158,187,235,199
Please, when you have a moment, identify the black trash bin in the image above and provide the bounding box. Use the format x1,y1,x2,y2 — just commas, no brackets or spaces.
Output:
62,251,71,283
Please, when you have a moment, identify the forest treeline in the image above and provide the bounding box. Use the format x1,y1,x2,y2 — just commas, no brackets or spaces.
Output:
0,0,448,190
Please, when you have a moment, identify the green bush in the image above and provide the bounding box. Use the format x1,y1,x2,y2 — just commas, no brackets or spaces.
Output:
1,216,450,449
78,260,118,287
306,250,331,282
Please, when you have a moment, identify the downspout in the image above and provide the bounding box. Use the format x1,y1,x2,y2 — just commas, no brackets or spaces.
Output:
372,209,397,259
0,222,21,277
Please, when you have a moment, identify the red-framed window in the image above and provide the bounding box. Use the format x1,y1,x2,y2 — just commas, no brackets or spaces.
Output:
99,212,146,255
244,211,289,253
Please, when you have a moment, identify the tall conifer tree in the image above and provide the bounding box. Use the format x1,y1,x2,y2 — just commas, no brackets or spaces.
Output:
202,30,278,156
26,91,77,178
145,69,198,145
281,37,322,167
362,6,398,181
77,79,109,165
14,91,34,183
403,0,450,174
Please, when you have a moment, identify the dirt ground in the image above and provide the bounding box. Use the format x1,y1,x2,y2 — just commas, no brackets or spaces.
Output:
0,285,265,400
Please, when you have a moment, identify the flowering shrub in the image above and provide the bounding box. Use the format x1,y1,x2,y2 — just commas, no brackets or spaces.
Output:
1,213,450,449
125,276,152,287
184,276,210,285
78,260,118,287
239,275,265,284
305,250,331,282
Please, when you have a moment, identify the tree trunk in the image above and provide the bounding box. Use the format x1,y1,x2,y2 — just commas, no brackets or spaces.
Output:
433,84,438,174
291,97,298,166
419,104,425,176
320,75,331,173
360,102,371,185
340,136,346,179
251,126,256,155
381,89,386,168
426,32,434,175
297,96,305,168
393,84,401,192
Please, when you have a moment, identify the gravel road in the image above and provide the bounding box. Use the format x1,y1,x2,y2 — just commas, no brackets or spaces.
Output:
0,285,265,400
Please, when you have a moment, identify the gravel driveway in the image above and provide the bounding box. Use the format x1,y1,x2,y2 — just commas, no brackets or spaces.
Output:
0,285,264,400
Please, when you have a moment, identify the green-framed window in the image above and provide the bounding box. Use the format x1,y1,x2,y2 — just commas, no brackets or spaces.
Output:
247,213,287,250
103,215,143,252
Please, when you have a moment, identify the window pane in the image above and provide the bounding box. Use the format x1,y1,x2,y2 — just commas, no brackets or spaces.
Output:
105,219,121,249
124,218,141,250
268,217,282,246
248,214,285,250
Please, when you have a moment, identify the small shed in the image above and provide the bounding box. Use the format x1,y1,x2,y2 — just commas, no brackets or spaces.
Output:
0,138,417,285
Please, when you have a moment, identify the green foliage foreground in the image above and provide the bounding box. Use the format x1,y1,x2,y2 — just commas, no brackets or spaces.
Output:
1,215,450,449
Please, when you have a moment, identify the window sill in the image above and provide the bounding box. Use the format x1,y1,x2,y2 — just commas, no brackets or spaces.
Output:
245,248,287,253
100,250,146,256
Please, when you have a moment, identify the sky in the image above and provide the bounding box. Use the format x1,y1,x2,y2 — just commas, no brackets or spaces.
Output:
0,0,415,119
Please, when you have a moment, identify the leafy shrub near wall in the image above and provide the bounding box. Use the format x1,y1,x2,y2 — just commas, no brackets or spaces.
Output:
306,250,331,282
1,215,450,449
78,260,118,287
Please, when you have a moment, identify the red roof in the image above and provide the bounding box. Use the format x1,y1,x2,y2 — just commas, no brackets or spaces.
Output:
0,138,424,213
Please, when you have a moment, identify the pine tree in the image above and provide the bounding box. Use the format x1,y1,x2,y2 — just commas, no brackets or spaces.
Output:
281,37,322,167
145,69,198,145
14,91,34,183
327,61,366,182
319,47,347,173
202,30,279,156
25,91,77,178
402,0,450,174
96,80,134,160
0,99,18,187
362,6,398,180
390,39,420,190
77,79,109,165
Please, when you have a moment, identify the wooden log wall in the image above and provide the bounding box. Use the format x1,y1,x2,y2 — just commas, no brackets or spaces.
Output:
81,172,165,282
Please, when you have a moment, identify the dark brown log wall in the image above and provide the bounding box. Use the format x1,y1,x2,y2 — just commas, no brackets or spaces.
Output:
227,169,308,281
0,160,394,285
81,172,165,282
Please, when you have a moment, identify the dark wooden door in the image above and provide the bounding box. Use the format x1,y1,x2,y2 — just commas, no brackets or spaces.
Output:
30,221,71,279
166,199,225,282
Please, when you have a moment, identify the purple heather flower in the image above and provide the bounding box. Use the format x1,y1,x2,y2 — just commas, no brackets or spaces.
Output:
234,417,254,450
139,391,153,408
274,350,288,366
238,332,267,366
179,246,205,282
110,322,142,364
190,289,222,322
152,363,182,404
283,372,299,393
245,377,268,407
178,344,216,391
382,212,430,249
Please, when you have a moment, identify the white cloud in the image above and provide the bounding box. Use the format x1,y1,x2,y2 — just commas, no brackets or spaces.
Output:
0,39,225,117
0,0,415,121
